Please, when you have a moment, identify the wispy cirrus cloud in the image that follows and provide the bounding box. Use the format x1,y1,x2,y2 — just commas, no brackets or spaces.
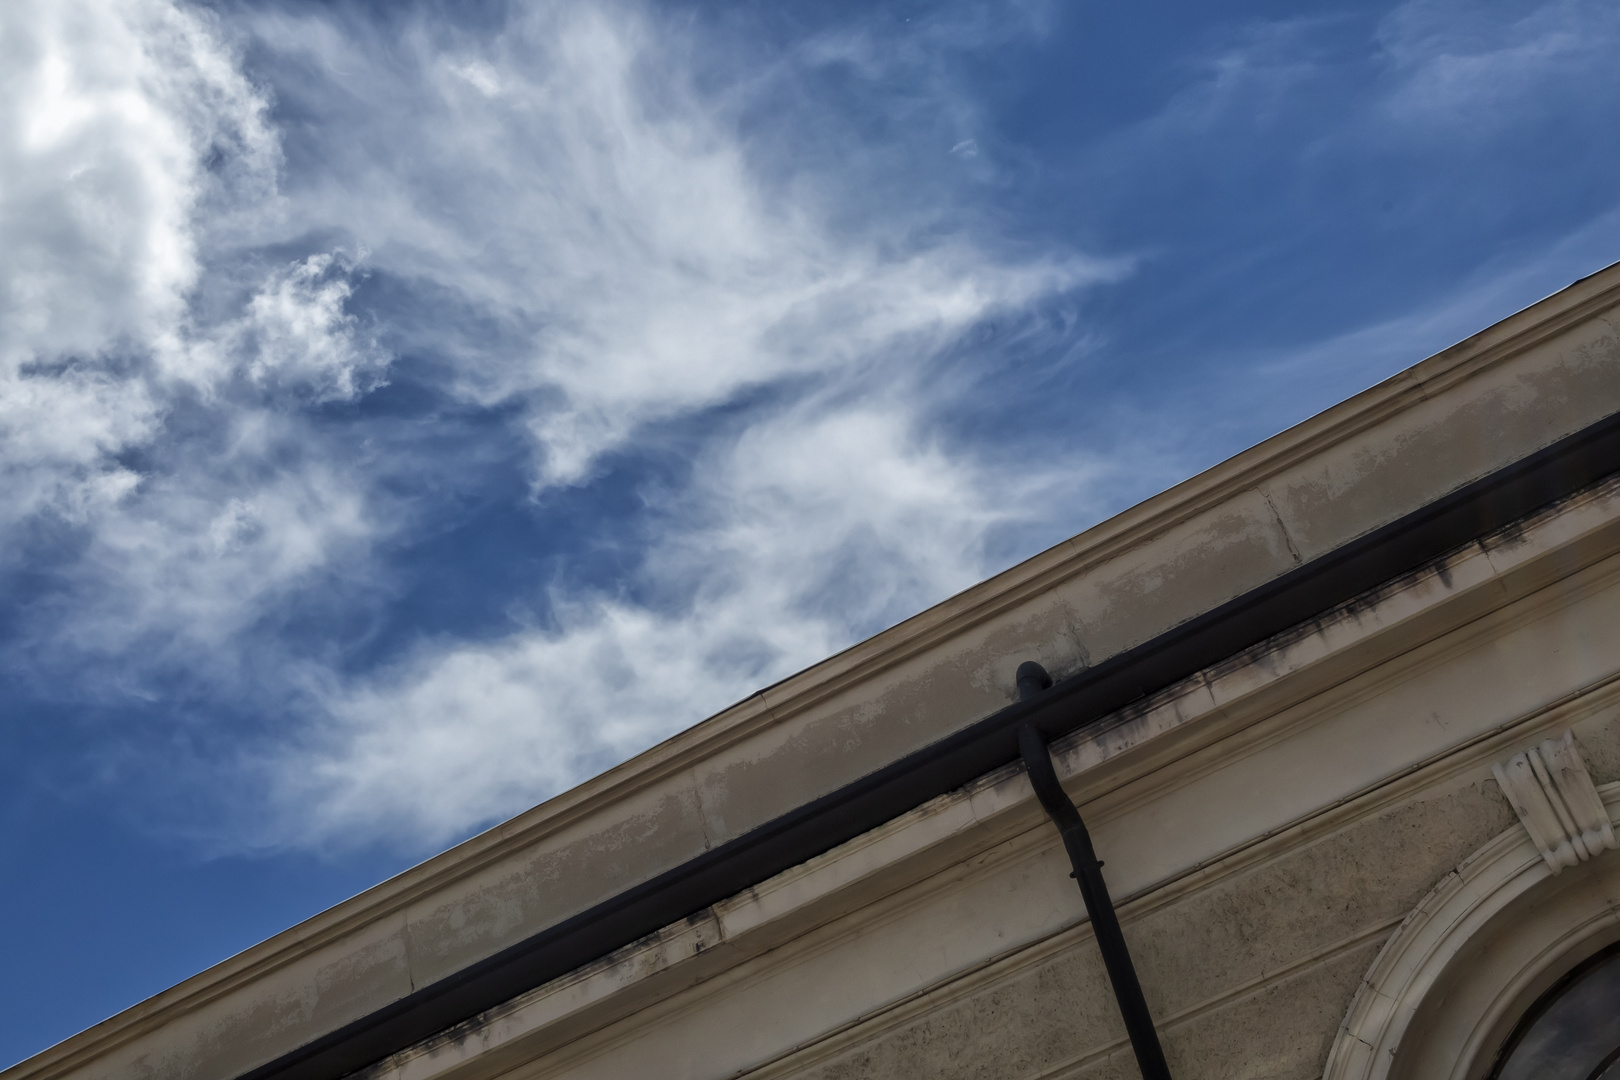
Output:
0,0,259,532
0,0,387,680
244,2,1096,488
5,0,1616,859
279,396,1103,848
227,2,1117,849
0,0,1115,852
1376,0,1620,121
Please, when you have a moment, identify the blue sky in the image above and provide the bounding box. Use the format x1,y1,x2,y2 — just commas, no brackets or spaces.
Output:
2,0,1618,1065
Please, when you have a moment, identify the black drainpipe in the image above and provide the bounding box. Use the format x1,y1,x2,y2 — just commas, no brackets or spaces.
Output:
1016,660,1173,1080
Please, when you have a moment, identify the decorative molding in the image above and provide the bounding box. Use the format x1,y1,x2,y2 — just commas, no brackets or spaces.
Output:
1323,782,1620,1080
1492,730,1618,871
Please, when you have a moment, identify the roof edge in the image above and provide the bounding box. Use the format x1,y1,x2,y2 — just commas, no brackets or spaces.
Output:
236,386,1620,1080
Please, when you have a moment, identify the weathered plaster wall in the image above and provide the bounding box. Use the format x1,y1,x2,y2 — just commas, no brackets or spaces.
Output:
505,711,1619,1080
457,510,1620,1080
783,775,1516,1080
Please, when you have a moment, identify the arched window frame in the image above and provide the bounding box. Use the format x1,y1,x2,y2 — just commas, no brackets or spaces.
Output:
1325,780,1620,1080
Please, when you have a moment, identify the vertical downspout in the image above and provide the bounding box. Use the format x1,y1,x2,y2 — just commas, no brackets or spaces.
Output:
1016,661,1173,1080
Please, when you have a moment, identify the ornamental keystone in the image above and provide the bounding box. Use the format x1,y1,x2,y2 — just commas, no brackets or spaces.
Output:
1492,730,1618,872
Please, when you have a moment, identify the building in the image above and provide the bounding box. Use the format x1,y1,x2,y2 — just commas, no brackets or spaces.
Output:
10,263,1620,1080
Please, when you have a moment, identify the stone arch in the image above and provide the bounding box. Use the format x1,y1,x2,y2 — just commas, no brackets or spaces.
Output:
1324,782,1620,1080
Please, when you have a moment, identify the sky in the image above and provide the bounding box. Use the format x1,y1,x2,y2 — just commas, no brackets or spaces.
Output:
2,0,1619,1066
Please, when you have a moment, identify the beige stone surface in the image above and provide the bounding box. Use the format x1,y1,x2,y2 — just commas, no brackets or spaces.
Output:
1054,487,1300,665
694,589,1081,846
1261,310,1620,562
691,777,1508,1080
401,779,713,990
380,495,1620,1080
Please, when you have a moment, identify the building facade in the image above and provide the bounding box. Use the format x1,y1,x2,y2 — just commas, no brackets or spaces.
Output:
10,264,1620,1080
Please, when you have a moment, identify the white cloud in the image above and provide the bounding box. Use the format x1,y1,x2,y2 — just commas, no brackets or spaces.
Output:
213,2,1116,849
247,3,1106,487
0,0,388,664
1,0,1108,853
60,435,377,665
0,0,262,531
236,252,388,402
275,397,1084,849
0,0,273,369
